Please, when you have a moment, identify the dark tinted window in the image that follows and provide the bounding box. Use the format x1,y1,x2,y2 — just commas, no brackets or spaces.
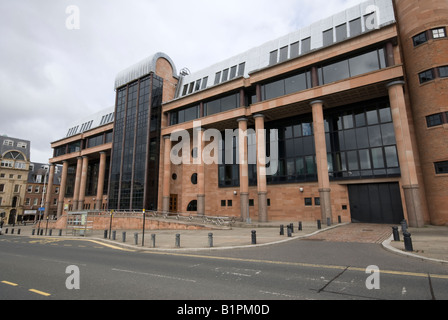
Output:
336,23,348,42
435,161,448,174
419,69,435,84
301,37,311,54
349,18,362,37
323,29,334,46
413,31,428,46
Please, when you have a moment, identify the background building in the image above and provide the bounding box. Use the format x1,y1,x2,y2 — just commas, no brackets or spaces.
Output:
23,162,62,222
0,135,30,225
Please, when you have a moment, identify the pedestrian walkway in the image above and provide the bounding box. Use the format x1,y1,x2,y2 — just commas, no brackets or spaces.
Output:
1,220,447,264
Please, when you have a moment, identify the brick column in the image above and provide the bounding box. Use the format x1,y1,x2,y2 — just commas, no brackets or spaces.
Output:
196,128,206,216
57,161,68,218
311,100,333,224
72,157,83,211
254,114,268,222
162,135,172,213
96,152,107,210
387,80,424,227
78,156,89,210
237,117,249,222
44,164,55,220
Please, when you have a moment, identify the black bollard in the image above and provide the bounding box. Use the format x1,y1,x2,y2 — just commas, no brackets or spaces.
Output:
134,233,139,245
251,230,257,245
317,220,321,230
208,233,213,248
11,229,14,235
18,229,21,235
338,216,342,224
290,223,294,233
280,225,284,236
104,230,108,239
327,217,331,227
122,232,126,243
59,229,62,237
392,226,400,241
287,225,292,237
401,220,408,233
403,232,414,252
298,221,302,231
112,231,116,241
175,234,181,248
40,229,43,236
49,229,52,236
32,229,35,236
151,234,156,248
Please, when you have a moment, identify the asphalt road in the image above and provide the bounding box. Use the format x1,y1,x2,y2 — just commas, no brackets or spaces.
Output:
1,235,447,304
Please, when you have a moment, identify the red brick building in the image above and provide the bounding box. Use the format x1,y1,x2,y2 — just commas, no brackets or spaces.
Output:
49,0,448,227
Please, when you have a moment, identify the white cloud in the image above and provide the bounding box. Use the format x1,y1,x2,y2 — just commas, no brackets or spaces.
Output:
0,0,364,163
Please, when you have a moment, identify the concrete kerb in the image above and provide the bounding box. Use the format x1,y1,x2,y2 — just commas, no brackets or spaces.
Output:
381,232,448,265
66,222,351,253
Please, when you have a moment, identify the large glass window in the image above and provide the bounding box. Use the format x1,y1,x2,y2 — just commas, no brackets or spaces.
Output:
318,48,386,85
170,105,200,125
325,99,400,180
261,70,311,101
265,117,317,184
204,92,240,116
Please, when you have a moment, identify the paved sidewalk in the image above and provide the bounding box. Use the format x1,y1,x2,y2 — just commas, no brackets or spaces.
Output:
1,221,447,264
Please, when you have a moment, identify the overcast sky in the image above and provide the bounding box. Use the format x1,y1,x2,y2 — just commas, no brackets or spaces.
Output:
0,0,362,163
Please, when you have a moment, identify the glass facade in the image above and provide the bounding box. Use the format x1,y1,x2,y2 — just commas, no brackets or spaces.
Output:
260,70,312,101
325,99,400,180
318,48,386,85
109,74,163,210
218,98,400,188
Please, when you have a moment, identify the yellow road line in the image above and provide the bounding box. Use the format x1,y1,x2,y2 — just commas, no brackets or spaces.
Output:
1,281,18,287
29,289,51,297
88,240,136,252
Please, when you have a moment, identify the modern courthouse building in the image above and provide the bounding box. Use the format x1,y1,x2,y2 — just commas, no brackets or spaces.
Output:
49,0,448,227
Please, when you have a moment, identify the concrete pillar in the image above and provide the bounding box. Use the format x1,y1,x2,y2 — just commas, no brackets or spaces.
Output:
44,164,55,220
57,161,68,218
162,135,172,213
254,114,268,223
237,118,249,222
78,156,89,210
96,152,107,210
72,157,83,211
311,100,333,224
387,80,425,227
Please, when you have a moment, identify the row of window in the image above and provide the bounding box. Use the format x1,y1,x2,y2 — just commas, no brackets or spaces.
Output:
170,47,387,126
180,63,247,98
0,173,24,179
2,140,27,149
269,14,373,66
413,27,447,47
426,112,448,128
418,66,448,84
54,131,113,157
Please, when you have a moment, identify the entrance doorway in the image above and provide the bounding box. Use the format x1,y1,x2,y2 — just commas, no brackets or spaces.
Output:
348,183,404,224
169,194,178,213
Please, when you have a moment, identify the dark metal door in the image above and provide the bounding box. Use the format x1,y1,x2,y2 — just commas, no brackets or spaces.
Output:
348,183,404,224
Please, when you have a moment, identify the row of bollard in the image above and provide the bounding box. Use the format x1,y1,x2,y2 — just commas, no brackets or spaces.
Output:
104,230,260,248
31,228,63,236
392,220,413,252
